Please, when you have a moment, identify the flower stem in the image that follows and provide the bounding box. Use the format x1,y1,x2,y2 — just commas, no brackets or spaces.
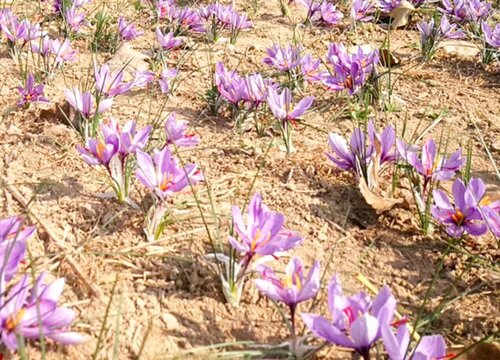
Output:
290,305,297,354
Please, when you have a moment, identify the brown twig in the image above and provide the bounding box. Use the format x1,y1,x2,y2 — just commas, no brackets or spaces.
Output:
0,176,104,300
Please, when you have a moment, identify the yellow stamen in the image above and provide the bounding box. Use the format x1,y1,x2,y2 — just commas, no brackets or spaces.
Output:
6,309,26,331
451,208,464,225
25,94,32,101
480,196,491,207
158,173,173,192
96,141,106,160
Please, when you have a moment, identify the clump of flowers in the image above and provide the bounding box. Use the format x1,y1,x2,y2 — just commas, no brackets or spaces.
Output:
441,0,491,24
417,16,465,61
208,193,303,307
351,0,376,23
198,2,252,44
298,0,344,27
326,121,396,188
323,43,380,97
302,274,396,360
118,16,143,42
481,21,500,64
135,114,202,241
0,216,83,351
77,119,151,203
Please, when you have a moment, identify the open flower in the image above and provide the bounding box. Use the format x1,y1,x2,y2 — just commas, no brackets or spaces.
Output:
16,74,48,108
50,38,78,66
164,112,199,148
0,273,84,350
65,88,113,119
432,178,489,238
263,44,303,72
135,147,201,200
267,87,314,124
64,5,88,33
397,139,463,182
255,256,320,309
118,17,143,41
326,128,371,174
302,274,396,360
156,28,183,50
351,0,376,23
482,22,500,49
382,323,447,360
229,193,302,259
94,61,134,97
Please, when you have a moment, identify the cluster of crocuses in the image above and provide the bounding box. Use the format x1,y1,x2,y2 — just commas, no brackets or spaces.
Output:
0,216,83,351
326,122,499,239
54,0,91,35
417,14,465,61
296,0,344,27
76,113,201,241
210,193,449,358
198,2,252,44
215,61,314,152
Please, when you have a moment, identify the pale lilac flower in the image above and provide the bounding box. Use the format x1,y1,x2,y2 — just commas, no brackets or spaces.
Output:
228,193,303,259
136,147,201,199
31,35,52,56
467,0,491,22
314,1,344,27
441,0,469,22
0,216,35,282
439,15,465,39
255,256,320,308
104,119,152,156
302,274,396,360
397,139,464,182
351,0,376,23
16,74,48,107
118,17,143,41
266,86,314,124
50,38,78,66
215,63,247,106
0,13,27,43
243,73,268,107
175,7,205,33
64,5,88,33
482,22,500,49
156,28,183,50
164,112,199,147
0,273,84,350
65,88,113,119
156,0,176,20
263,44,303,72
300,54,322,82
382,323,447,360
368,121,396,164
297,0,322,21
432,178,490,238
94,62,133,97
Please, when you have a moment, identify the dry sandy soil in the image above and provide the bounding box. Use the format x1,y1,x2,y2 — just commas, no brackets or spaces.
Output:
0,0,499,359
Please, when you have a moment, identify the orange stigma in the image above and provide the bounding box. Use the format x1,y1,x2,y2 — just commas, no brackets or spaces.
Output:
158,173,173,192
96,141,106,160
451,208,464,225
5,308,26,331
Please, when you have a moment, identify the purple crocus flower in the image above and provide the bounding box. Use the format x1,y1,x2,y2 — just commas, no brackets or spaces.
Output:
467,0,491,22
0,273,84,350
397,139,464,182
156,28,183,50
102,119,152,156
351,0,376,23
439,15,465,39
0,216,35,282
16,74,49,108
156,0,176,20
300,54,322,82
243,73,268,107
215,63,247,106
482,22,500,49
228,193,303,259
263,44,303,72
164,112,199,147
255,256,320,309
379,0,402,13
76,131,119,167
326,129,371,174
302,274,397,360
441,0,469,22
174,6,205,33
65,88,113,119
368,121,396,164
135,147,201,199
118,17,143,41
382,323,447,360
50,38,78,66
31,35,52,57
0,12,25,43
314,1,344,27
432,178,489,238
267,86,314,125
94,61,133,97
64,5,88,33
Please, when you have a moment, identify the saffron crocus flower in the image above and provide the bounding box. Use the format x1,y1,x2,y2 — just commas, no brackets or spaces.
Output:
439,15,465,39
228,192,303,260
315,1,344,27
156,28,183,50
368,121,396,165
302,274,396,360
243,73,268,107
263,44,303,72
215,63,248,107
174,6,205,33
267,86,314,124
397,139,464,182
326,129,371,175
300,54,322,82
0,13,27,43
94,62,133,97
255,256,320,309
0,273,84,350
136,147,200,200
441,0,469,22
351,0,376,23
64,5,88,33
229,11,252,44
0,216,35,282
118,17,143,41
382,323,447,360
164,112,199,147
115,120,152,156
50,38,78,66
16,74,49,108
467,0,491,22
65,88,113,119
482,22,500,49
432,178,489,238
